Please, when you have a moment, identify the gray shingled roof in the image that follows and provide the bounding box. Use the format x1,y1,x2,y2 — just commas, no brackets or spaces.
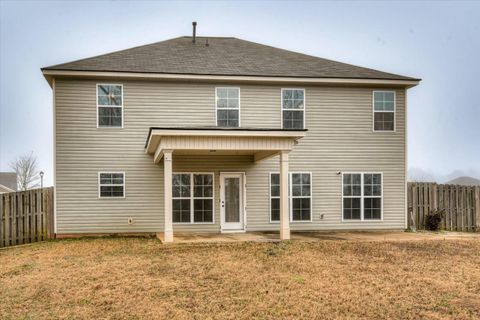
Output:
0,172,17,191
42,36,418,81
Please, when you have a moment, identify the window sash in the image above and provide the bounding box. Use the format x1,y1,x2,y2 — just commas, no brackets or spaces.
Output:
282,110,304,129
374,112,395,131
342,173,382,221
98,172,125,198
172,173,214,224
97,85,123,106
270,172,312,222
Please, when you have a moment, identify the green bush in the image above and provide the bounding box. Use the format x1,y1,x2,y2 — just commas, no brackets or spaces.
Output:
425,209,445,231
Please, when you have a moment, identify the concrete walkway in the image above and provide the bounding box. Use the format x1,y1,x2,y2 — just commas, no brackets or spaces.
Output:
160,230,480,244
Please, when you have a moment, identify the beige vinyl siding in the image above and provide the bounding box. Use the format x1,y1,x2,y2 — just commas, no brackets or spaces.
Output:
55,79,406,233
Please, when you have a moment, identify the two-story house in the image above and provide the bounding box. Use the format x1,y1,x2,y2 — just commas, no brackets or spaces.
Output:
42,32,420,242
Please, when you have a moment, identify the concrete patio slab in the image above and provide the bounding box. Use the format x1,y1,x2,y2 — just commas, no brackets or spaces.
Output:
157,230,480,244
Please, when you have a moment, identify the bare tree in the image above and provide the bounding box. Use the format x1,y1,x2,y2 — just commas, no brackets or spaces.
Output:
408,167,436,183
9,152,40,191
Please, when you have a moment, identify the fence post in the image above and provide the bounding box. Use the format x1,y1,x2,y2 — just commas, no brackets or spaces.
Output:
475,187,480,231
433,183,438,211
47,188,55,239
4,194,10,246
18,193,24,245
412,183,418,229
0,194,3,248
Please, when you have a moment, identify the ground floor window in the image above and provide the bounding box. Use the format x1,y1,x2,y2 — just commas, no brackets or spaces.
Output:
98,172,125,198
270,172,312,222
342,173,382,221
173,173,214,223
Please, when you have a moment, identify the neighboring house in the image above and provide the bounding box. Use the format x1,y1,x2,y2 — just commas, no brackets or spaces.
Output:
41,31,420,242
446,176,480,186
0,172,17,194
0,184,15,194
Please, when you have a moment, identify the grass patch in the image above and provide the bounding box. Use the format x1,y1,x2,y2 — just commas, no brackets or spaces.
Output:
1,237,479,319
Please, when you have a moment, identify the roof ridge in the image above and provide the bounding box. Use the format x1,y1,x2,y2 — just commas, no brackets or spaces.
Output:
181,36,237,39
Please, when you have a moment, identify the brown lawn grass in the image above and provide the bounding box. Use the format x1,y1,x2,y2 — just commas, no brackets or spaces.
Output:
1,237,480,320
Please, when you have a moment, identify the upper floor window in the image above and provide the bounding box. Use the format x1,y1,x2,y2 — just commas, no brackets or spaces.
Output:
97,84,123,128
342,173,382,221
99,172,125,198
216,87,240,127
373,91,395,131
282,89,305,129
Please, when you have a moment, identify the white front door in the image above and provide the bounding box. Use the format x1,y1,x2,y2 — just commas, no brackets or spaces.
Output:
220,173,245,231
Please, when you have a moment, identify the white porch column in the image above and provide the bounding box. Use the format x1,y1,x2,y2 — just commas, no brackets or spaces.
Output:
163,149,174,243
279,150,290,240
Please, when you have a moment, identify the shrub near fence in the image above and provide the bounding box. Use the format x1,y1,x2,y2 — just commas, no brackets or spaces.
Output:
408,183,480,231
0,187,54,248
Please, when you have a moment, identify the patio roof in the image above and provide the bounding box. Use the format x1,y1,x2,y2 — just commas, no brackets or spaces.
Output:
145,127,307,163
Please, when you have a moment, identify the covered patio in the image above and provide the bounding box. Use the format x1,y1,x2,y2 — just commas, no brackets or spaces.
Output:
155,230,480,244
145,127,306,243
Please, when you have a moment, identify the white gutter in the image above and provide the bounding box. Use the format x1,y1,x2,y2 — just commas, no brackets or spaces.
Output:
42,70,420,88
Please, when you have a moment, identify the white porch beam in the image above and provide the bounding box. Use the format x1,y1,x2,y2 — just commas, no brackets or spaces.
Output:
279,150,290,240
153,147,164,164
254,151,279,163
163,149,174,243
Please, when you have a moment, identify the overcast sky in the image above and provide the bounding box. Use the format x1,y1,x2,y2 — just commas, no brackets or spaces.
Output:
1,0,479,186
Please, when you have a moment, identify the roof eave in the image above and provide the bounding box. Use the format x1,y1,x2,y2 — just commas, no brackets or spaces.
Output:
41,69,421,87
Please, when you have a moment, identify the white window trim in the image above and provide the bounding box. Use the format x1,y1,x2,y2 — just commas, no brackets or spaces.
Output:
172,172,215,224
372,90,396,133
96,83,124,129
269,171,313,223
341,172,383,222
98,171,125,199
281,88,306,129
215,87,241,127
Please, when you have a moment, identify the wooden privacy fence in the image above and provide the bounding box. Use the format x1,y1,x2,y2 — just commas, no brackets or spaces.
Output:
408,183,480,231
0,187,54,248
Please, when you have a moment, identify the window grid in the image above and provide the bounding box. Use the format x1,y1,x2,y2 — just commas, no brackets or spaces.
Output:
290,173,311,221
269,172,312,223
216,87,240,127
373,91,395,132
97,84,123,128
173,173,214,224
269,173,280,222
172,174,191,223
281,89,305,129
342,173,383,221
98,172,125,198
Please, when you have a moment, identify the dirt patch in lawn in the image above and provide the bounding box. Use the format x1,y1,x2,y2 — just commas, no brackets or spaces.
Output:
1,237,480,319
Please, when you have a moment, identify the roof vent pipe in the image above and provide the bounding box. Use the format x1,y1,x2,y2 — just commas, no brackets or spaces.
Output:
192,21,197,44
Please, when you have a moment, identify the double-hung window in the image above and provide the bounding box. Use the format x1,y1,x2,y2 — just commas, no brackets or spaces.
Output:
269,172,312,222
99,172,125,198
342,173,382,221
373,91,395,131
97,84,123,127
291,173,311,221
173,173,214,223
282,89,305,129
216,87,240,127
270,174,281,221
